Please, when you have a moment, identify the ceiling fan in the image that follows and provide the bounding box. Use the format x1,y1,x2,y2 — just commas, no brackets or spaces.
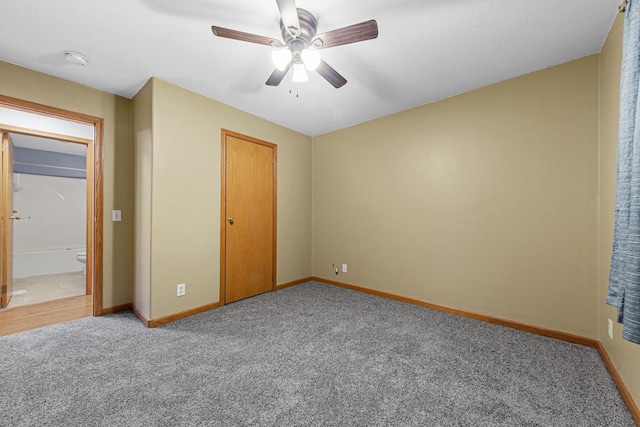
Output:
211,0,378,88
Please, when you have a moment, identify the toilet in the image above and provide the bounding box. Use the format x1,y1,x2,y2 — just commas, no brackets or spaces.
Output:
76,251,86,275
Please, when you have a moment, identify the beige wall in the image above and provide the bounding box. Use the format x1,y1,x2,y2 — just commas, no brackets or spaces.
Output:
140,78,311,319
0,61,133,309
313,55,600,337
0,18,636,410
132,79,153,318
598,14,640,408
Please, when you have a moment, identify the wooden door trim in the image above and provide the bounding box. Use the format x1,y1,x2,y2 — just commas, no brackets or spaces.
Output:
0,95,104,316
0,124,92,145
220,129,277,305
0,134,3,306
0,133,12,307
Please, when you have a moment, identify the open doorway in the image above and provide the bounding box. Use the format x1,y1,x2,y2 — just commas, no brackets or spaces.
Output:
0,95,103,318
6,132,89,308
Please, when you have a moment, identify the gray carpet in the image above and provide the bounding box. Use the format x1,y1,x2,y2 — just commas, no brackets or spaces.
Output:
0,281,634,426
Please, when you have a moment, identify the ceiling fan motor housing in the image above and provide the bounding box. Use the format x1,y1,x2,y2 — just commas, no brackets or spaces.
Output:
281,9,318,52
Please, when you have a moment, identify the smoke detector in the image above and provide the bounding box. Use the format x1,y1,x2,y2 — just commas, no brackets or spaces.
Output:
64,51,88,66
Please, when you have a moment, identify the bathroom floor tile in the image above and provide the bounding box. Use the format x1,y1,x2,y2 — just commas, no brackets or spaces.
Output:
4,272,86,309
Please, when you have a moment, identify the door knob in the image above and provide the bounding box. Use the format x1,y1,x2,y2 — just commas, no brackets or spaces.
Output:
10,216,20,220
228,217,235,225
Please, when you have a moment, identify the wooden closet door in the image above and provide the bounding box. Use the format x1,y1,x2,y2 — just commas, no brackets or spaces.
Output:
221,130,276,304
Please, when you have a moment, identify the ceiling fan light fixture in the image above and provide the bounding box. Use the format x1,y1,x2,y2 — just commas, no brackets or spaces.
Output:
292,62,308,82
272,49,292,71
301,49,320,71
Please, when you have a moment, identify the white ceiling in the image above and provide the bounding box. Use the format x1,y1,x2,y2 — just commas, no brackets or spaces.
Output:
0,0,620,137
11,134,87,156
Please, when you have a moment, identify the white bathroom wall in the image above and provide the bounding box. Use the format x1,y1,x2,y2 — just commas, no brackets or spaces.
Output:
13,173,86,252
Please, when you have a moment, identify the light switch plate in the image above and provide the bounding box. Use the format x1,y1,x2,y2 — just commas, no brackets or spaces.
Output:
112,210,122,221
177,283,186,297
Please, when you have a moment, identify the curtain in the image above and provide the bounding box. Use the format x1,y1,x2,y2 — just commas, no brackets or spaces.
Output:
608,0,640,344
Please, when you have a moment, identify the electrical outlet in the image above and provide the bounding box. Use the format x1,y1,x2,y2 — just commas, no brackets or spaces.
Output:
177,283,186,297
342,264,348,273
608,318,613,340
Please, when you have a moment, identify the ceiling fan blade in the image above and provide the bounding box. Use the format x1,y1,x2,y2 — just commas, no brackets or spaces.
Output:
275,0,301,38
266,63,292,86
212,26,284,47
312,20,378,49
316,60,347,88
